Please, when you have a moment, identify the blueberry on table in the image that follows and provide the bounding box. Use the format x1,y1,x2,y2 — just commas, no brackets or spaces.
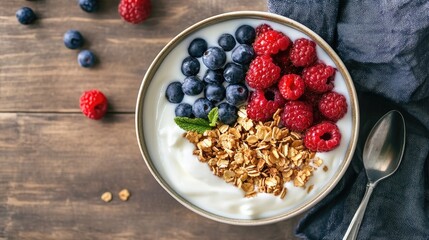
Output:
223,62,245,84
175,103,193,118
218,102,238,125
63,30,84,49
192,98,214,119
218,33,236,51
204,83,226,103
79,0,98,13
77,50,96,68
188,38,208,58
231,44,254,65
165,81,184,103
235,25,256,45
202,47,226,70
182,76,204,96
225,84,249,106
203,69,224,85
16,7,36,25
181,56,200,76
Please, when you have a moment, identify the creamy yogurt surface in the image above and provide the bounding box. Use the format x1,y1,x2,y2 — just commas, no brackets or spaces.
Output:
142,17,354,220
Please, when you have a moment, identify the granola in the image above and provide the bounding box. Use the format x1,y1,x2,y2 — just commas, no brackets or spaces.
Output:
184,107,324,199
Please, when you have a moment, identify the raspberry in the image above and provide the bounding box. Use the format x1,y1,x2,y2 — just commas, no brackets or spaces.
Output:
318,91,348,121
246,88,285,122
278,74,305,100
80,90,108,120
281,101,313,132
118,0,151,24
300,90,322,108
273,50,302,75
245,55,281,90
304,121,341,152
255,24,273,37
302,63,336,93
253,30,291,56
289,38,317,67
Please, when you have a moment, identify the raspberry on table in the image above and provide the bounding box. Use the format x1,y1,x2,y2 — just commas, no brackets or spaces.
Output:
80,89,108,120
253,30,291,56
245,55,281,90
118,0,151,24
255,23,273,37
278,74,305,100
246,87,285,122
318,91,348,122
304,121,341,152
302,63,336,93
289,38,317,67
281,101,313,132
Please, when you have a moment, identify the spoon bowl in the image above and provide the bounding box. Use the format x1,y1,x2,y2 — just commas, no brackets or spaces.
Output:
343,110,406,240
363,111,406,184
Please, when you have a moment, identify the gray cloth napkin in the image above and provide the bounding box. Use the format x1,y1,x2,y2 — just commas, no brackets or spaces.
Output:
268,1,429,239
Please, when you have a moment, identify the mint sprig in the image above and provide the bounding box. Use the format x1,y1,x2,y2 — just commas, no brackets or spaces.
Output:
208,107,218,127
174,107,219,134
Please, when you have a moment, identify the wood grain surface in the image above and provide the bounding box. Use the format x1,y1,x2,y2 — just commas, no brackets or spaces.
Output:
0,1,302,239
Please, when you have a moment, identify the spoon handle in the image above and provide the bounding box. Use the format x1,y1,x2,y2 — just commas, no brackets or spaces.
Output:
342,183,376,240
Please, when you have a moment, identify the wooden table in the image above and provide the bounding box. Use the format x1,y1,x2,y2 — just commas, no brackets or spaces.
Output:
1,1,301,239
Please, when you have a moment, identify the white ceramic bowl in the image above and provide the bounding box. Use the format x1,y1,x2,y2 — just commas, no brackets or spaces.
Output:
135,11,359,225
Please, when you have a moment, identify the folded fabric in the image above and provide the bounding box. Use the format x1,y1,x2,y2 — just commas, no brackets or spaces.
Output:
268,0,429,239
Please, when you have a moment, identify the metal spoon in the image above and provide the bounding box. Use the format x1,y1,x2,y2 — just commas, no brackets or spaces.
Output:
343,110,406,240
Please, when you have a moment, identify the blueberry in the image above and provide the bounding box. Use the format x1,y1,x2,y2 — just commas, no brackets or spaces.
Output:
181,56,200,76
175,103,193,117
218,33,236,51
182,76,204,96
218,102,238,125
165,81,184,103
204,84,226,103
79,0,98,13
203,69,224,85
235,25,256,44
188,38,208,58
63,30,84,49
16,7,36,25
226,84,249,106
77,50,96,68
223,62,245,84
231,44,254,65
192,98,214,119
202,47,226,70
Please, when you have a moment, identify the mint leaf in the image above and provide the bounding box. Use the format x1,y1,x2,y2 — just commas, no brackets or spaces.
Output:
208,107,219,127
174,117,212,134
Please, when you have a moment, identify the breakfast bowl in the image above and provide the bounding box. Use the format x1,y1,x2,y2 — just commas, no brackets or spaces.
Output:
135,11,359,225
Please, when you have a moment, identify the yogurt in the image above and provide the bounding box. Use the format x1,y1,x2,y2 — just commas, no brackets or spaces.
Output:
141,17,354,220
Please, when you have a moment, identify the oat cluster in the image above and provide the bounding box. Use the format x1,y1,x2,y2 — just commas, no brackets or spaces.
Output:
184,107,324,199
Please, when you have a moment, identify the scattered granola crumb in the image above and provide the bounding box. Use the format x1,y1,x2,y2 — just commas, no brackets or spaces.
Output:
184,107,324,199
119,189,131,201
323,165,329,172
101,192,112,202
